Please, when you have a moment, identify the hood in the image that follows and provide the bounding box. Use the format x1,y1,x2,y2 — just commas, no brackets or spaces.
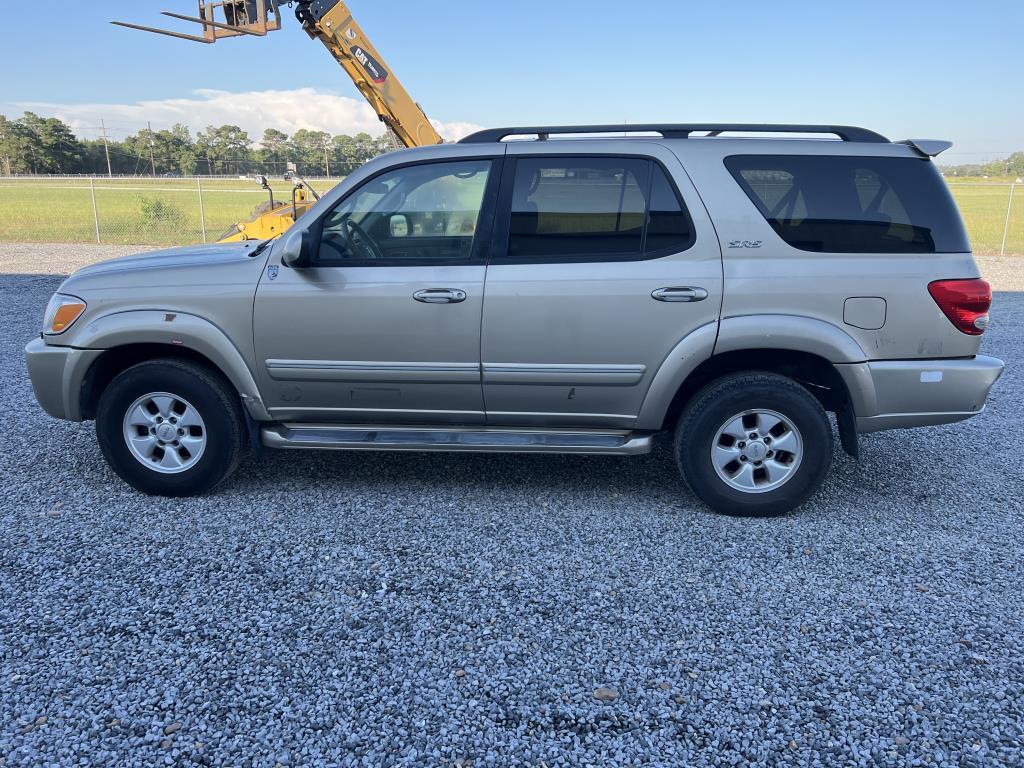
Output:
71,242,259,279
60,240,273,298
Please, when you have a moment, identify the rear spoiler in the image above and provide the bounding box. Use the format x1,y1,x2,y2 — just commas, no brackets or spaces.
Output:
899,139,953,158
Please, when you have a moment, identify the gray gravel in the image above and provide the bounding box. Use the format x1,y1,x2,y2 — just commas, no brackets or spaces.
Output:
1,244,1022,767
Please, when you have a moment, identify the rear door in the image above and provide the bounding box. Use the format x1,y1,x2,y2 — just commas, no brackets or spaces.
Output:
480,142,722,428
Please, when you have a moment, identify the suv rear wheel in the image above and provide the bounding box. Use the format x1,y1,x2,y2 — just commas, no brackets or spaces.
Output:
675,372,833,517
96,359,246,496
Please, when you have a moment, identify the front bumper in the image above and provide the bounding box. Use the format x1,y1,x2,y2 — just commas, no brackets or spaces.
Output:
25,338,104,422
836,355,1005,433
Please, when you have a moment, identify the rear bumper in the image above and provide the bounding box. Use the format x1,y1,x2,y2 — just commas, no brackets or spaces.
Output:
25,338,103,422
836,355,1005,433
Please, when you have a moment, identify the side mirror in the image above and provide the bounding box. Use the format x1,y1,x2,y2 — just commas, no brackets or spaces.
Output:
280,227,313,268
390,214,409,238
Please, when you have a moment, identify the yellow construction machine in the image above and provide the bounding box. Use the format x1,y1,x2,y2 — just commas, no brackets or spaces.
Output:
113,1,443,241
215,172,320,243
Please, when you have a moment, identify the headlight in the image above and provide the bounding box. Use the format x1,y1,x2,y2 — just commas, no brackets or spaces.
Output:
43,293,87,335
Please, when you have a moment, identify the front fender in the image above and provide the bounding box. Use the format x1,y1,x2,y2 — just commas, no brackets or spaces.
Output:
69,310,271,421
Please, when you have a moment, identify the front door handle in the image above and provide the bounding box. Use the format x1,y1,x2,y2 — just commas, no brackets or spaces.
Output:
652,286,709,303
414,288,468,304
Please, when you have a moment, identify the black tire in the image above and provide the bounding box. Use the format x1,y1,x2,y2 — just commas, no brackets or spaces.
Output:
674,372,833,517
96,359,247,497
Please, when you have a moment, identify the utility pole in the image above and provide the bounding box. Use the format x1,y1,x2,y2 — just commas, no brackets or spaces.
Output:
147,121,157,176
0,122,10,176
100,119,113,177
1000,183,1016,257
323,139,331,178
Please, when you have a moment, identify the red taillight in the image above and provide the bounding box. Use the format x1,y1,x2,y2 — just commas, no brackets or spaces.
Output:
928,278,992,336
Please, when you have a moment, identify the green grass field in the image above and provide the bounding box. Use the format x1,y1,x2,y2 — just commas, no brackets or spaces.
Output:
944,182,1022,255
0,178,343,246
0,177,1020,254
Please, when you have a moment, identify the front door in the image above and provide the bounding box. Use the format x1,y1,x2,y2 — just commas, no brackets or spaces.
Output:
480,143,723,428
254,156,499,424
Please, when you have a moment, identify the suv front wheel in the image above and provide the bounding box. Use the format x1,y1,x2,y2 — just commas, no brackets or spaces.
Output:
96,359,247,496
675,372,833,517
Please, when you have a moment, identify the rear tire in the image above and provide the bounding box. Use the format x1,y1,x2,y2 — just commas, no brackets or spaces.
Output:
96,359,246,497
675,372,833,517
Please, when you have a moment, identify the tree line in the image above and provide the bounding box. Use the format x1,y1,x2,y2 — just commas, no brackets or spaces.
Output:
942,153,1024,178
0,112,393,177
7,109,1018,181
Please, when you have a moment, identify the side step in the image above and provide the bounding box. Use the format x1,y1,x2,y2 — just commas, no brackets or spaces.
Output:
261,424,653,455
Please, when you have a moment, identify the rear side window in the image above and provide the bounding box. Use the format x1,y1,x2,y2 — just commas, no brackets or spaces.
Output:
504,157,694,261
724,155,969,254
647,165,693,254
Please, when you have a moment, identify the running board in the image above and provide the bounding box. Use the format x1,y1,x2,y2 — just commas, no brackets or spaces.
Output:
262,424,653,455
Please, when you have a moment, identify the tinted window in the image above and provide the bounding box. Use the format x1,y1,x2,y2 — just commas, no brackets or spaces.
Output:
317,160,491,265
725,155,969,254
646,164,695,254
505,158,693,261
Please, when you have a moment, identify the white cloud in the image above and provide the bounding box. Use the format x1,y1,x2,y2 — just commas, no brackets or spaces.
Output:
429,120,484,142
1,88,481,143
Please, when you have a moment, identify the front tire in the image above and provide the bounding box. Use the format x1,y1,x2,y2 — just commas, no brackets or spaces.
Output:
96,359,246,496
675,372,833,517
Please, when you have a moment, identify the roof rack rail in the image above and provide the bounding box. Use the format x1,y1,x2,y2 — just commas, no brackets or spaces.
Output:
459,124,890,144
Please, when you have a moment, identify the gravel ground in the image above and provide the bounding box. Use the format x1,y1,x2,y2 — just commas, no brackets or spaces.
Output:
1,244,1022,767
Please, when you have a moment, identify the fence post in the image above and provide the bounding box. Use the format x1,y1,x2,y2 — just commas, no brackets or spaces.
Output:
1000,183,1016,257
89,177,101,244
197,178,208,244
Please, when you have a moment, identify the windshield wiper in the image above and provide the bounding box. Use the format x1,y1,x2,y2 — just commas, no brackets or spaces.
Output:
248,238,274,258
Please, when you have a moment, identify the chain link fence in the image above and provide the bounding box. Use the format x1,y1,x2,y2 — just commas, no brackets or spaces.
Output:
945,182,1022,256
0,176,341,246
0,176,1020,254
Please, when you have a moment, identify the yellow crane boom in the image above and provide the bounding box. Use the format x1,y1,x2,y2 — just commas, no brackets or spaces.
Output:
112,0,442,149
295,1,442,148
112,0,444,241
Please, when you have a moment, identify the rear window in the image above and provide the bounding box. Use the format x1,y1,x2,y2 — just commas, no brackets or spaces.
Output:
724,155,969,254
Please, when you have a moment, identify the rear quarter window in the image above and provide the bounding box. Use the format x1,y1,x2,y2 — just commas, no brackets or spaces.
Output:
724,155,970,254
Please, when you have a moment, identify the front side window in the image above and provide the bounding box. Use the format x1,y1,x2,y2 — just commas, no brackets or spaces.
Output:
317,160,492,265
725,155,970,254
504,157,694,261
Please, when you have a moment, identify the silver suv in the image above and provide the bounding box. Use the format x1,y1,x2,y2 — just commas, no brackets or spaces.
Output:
25,124,1004,516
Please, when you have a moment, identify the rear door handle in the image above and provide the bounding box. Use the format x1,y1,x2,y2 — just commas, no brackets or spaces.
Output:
414,288,467,304
652,286,709,303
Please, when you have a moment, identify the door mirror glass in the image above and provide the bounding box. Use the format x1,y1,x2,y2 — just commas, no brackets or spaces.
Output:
390,214,409,238
280,227,311,268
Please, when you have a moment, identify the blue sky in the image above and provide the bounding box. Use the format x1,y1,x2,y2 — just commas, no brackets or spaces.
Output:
2,0,1021,162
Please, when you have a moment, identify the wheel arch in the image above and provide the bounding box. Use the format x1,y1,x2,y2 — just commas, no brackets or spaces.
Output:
74,311,270,422
658,347,853,424
637,315,865,457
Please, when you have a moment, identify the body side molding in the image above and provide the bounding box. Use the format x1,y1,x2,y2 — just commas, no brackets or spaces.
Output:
483,363,646,387
265,359,480,384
